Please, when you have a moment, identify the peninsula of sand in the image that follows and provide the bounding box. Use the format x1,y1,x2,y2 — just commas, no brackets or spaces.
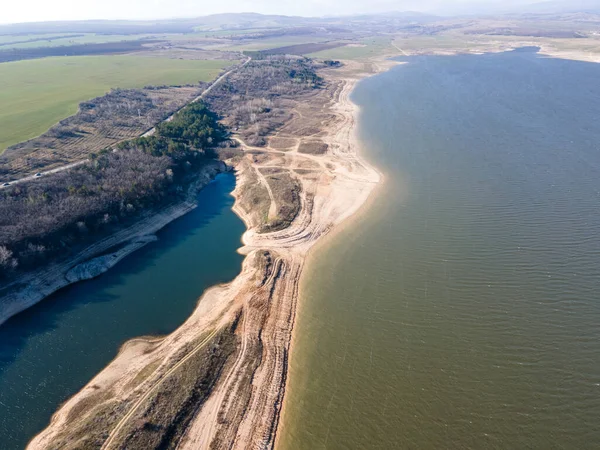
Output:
25,57,398,449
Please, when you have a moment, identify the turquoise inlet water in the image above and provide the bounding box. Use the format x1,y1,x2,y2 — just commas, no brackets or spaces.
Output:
279,49,600,449
0,173,245,450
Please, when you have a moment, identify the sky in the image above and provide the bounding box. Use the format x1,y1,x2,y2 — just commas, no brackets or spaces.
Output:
0,0,552,24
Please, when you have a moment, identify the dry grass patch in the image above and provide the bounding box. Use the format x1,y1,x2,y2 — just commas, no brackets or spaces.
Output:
50,396,130,450
247,152,272,165
268,137,296,150
124,360,162,392
294,168,319,176
298,140,328,155
112,322,239,450
261,171,302,233
236,161,271,228
259,167,285,176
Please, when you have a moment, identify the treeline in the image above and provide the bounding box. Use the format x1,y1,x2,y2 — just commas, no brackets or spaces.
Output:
0,101,226,277
0,40,160,64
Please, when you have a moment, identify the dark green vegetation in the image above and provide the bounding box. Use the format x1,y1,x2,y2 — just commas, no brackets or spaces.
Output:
0,40,161,63
0,101,226,278
120,102,227,159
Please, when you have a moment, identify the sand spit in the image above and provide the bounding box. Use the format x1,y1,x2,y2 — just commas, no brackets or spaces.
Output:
0,161,226,327
27,59,397,450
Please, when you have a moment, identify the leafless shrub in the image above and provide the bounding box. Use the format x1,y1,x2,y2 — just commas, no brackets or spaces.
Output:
205,57,320,145
0,149,173,270
0,245,18,276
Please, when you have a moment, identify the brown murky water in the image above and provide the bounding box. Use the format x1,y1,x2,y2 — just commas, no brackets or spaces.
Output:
279,49,600,449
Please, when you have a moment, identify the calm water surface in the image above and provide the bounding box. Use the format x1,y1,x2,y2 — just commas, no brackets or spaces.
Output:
279,49,600,449
0,173,245,450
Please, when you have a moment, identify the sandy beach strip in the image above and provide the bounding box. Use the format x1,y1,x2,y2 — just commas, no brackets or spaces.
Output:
27,57,400,450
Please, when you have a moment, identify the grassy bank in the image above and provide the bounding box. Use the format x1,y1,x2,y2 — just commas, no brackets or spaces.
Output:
0,55,235,152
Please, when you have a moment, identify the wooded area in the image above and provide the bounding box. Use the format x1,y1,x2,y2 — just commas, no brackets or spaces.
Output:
0,101,226,277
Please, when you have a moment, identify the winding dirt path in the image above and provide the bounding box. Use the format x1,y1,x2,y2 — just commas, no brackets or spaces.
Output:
255,167,278,221
101,327,221,450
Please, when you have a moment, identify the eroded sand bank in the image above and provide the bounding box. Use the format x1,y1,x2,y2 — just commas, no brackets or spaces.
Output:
0,161,226,327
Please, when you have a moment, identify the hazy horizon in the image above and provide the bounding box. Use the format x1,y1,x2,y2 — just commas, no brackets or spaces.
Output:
1,0,588,26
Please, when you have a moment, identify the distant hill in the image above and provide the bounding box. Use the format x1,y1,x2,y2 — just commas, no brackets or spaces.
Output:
344,11,440,23
0,13,314,35
0,11,439,36
523,0,600,14
0,19,200,35
192,12,316,30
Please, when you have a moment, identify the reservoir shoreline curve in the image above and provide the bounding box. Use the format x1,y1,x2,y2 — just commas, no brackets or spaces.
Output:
24,43,598,448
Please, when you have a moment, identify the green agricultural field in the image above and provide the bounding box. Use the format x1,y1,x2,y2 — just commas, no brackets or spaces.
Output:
192,28,279,37
308,37,393,60
211,35,332,52
0,55,236,152
392,35,476,52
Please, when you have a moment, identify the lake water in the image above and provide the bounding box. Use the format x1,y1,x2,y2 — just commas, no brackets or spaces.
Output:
0,173,245,450
279,49,600,449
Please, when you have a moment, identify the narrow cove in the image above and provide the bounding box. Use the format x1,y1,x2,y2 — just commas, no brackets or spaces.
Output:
0,173,245,450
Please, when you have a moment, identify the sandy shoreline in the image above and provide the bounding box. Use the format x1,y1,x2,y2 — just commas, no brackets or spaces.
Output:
275,44,600,448
274,85,388,450
26,57,398,449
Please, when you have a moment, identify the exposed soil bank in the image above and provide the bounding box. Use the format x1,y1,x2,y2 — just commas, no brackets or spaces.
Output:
0,161,226,327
